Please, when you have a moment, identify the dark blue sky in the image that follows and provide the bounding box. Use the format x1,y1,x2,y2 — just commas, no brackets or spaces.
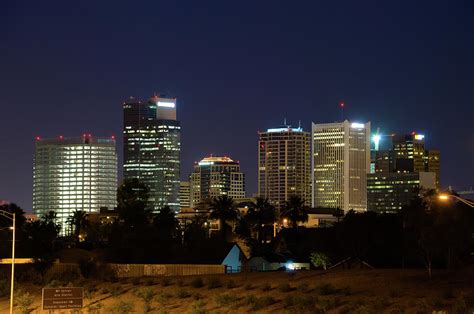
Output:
1,1,473,210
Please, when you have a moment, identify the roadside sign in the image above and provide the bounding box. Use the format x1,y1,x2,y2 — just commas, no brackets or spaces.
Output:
42,287,83,310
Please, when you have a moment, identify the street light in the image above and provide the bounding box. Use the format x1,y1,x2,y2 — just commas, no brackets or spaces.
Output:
0,210,15,314
438,194,474,208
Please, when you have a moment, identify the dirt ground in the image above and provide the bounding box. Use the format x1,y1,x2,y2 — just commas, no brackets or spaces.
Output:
1,268,473,313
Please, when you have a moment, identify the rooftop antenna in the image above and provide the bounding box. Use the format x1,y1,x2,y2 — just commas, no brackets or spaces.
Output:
298,120,301,129
339,102,345,122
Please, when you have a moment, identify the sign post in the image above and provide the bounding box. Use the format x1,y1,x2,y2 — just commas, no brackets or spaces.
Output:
42,287,83,311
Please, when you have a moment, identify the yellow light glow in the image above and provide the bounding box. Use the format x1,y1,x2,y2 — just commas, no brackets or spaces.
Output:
438,194,450,201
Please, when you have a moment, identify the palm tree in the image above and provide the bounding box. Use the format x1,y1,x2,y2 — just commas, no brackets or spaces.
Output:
208,195,238,239
280,195,308,229
67,210,89,241
246,197,276,242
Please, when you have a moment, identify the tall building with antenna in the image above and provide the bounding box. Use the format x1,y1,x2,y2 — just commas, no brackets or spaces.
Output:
123,95,181,213
258,122,311,211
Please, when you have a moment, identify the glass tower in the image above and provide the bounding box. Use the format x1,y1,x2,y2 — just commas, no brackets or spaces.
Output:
123,95,181,212
33,135,117,235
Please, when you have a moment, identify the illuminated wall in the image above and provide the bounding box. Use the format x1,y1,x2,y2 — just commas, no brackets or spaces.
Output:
33,136,117,235
312,120,371,212
190,157,245,207
258,127,311,211
123,95,181,213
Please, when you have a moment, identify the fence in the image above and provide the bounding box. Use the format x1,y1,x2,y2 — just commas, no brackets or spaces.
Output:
47,263,226,278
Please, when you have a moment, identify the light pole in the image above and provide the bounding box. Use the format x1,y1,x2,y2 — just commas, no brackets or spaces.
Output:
0,210,15,314
438,194,474,208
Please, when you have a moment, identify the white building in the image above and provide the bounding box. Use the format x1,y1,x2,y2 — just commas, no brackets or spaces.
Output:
33,135,117,235
312,120,370,212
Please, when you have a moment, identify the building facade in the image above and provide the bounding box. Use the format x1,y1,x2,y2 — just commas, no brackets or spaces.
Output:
190,156,245,207
312,120,371,212
33,135,117,235
367,172,436,213
179,181,191,209
258,127,311,211
123,95,181,212
384,132,440,188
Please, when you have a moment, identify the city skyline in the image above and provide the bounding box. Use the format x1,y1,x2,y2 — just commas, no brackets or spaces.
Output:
2,1,473,210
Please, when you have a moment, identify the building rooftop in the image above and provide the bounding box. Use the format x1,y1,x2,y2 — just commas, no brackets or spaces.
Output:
198,156,237,166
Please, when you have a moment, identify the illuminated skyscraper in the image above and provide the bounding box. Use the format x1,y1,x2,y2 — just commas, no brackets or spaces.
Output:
33,135,117,235
123,95,181,212
179,181,191,209
312,120,371,212
190,156,245,207
392,133,440,188
258,126,311,211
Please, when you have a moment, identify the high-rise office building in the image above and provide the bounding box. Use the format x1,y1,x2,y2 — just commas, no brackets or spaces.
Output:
33,135,117,235
390,133,440,188
179,181,191,209
312,120,371,212
190,156,245,207
367,172,436,213
123,95,181,212
258,126,311,211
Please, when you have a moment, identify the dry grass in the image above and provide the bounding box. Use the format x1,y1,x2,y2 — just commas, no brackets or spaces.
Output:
1,269,473,313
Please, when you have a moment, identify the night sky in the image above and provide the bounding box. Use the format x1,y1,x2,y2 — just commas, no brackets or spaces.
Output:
1,1,473,211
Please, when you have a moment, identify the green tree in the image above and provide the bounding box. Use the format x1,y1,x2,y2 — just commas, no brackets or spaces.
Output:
117,178,151,228
280,195,308,229
66,210,89,241
209,195,238,239
246,197,276,243
153,206,181,242
310,251,331,270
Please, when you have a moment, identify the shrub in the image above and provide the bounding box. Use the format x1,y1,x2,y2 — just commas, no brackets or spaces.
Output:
452,296,467,314
15,290,33,314
261,283,271,291
190,277,204,288
177,279,186,287
155,292,172,306
135,288,155,312
297,282,309,292
443,287,455,299
277,283,292,292
110,285,124,297
0,279,9,297
252,296,276,310
317,283,338,295
176,288,191,298
95,264,116,282
144,278,156,286
310,252,331,270
101,287,110,295
79,259,97,278
245,295,274,310
108,301,134,314
88,302,103,314
193,292,204,300
244,283,254,290
284,295,316,310
132,277,141,285
226,280,237,289
245,295,256,304
207,277,222,289
190,300,206,314
46,280,61,287
389,287,401,298
215,293,239,306
161,277,173,287
342,286,352,296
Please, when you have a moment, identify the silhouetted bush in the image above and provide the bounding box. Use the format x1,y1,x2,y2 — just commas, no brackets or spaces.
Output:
79,259,97,278
190,277,204,288
215,293,239,306
176,288,191,298
207,277,222,289
277,283,292,292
